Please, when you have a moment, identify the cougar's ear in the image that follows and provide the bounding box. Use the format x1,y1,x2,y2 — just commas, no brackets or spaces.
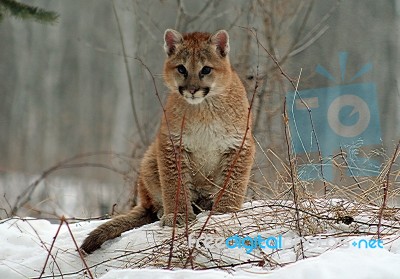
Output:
164,29,183,56
210,30,230,57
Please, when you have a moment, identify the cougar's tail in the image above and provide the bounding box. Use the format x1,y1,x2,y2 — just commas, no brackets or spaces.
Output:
80,206,156,254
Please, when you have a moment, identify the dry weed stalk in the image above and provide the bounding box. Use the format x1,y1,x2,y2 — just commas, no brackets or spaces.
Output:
77,198,399,271
180,27,261,269
134,58,193,269
377,141,400,238
168,113,188,268
37,216,93,279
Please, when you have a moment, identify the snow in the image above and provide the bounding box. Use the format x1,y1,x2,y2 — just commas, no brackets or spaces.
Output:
100,249,400,279
1,201,400,279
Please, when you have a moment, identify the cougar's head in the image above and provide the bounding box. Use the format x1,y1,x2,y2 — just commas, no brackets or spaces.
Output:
163,29,232,105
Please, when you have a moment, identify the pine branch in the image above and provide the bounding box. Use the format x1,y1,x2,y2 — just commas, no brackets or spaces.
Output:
0,6,4,21
0,0,59,24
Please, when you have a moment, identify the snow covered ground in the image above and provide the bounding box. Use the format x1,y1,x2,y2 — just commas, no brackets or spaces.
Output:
1,200,400,279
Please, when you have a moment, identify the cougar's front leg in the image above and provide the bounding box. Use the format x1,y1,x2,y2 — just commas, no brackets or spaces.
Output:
158,139,195,226
213,141,254,213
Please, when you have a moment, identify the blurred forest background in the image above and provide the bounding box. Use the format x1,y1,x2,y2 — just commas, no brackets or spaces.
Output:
0,0,399,219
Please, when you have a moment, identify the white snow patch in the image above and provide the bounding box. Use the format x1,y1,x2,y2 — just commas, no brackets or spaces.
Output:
1,200,400,279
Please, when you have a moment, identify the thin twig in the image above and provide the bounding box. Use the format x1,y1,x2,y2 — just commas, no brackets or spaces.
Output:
11,151,129,215
36,216,94,279
135,58,194,269
62,216,94,279
283,70,305,260
243,25,328,192
24,220,64,278
184,28,261,268
377,141,400,238
38,219,63,279
167,113,186,269
134,58,179,155
112,1,147,145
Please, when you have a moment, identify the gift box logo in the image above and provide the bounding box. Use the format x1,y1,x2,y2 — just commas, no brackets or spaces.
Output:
286,52,382,181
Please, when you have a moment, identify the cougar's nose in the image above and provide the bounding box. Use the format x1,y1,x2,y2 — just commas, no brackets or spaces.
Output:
188,86,200,94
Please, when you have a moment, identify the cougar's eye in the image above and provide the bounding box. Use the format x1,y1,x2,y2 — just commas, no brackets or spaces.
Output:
177,65,187,75
200,66,212,75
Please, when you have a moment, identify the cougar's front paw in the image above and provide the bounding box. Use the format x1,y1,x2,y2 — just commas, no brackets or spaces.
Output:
212,202,240,214
160,212,196,227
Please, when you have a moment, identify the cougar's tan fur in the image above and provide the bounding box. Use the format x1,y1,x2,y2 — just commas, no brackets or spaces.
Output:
80,29,255,254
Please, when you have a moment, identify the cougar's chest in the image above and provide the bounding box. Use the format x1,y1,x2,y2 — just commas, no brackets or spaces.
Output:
182,121,241,174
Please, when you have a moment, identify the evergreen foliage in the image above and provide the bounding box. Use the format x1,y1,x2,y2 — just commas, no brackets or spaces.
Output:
0,0,59,24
